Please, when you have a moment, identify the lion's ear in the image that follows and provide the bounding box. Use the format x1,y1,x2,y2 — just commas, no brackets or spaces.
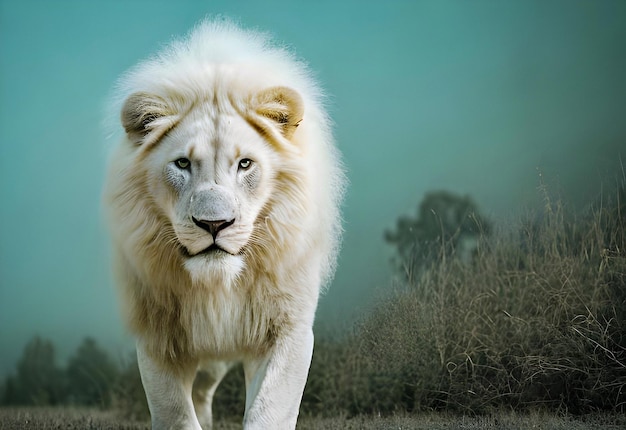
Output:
254,86,304,139
121,92,176,144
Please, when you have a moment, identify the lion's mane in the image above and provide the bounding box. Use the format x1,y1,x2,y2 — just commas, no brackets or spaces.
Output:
104,19,345,364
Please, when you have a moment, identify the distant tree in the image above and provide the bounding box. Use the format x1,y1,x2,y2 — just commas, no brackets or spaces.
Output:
66,337,119,408
385,190,491,278
3,336,66,405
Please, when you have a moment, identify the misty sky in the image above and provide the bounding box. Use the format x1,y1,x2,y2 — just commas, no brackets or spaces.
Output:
1,0,625,376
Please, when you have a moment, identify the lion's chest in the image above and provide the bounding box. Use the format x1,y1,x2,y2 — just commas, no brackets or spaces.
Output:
129,252,316,362
175,285,284,359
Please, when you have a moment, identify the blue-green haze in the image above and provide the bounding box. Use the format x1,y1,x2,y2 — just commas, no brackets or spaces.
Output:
1,0,624,376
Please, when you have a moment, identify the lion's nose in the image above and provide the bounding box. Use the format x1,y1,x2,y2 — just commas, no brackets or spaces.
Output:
192,217,235,239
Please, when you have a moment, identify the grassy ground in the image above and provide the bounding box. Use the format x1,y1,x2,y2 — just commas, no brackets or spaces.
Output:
1,408,625,430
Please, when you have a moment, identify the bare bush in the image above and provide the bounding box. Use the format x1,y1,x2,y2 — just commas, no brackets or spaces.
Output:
306,184,626,416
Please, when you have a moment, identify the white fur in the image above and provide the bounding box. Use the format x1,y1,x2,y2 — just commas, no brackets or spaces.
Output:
104,18,345,430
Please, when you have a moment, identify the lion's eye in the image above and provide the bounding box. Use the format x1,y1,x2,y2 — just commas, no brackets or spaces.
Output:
174,158,190,170
238,158,253,170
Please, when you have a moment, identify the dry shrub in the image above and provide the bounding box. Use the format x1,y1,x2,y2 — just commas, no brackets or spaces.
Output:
302,184,626,416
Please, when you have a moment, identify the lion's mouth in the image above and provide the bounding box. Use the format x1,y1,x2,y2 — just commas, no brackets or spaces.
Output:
181,243,233,258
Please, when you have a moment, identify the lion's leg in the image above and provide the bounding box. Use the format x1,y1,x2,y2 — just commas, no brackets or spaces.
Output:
242,326,314,430
136,343,202,430
192,361,233,430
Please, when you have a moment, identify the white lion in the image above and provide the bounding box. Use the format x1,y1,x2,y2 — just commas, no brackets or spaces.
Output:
103,19,345,430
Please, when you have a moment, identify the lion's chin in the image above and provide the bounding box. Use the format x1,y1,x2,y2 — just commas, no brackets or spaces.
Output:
183,252,244,289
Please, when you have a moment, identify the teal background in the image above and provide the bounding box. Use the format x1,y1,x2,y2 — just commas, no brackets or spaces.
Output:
1,0,625,375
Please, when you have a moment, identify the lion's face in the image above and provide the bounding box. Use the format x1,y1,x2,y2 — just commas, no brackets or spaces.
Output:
119,86,304,284
154,111,270,262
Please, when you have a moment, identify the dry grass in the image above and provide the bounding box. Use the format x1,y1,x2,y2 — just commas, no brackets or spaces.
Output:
302,183,626,416
0,407,149,430
1,407,624,430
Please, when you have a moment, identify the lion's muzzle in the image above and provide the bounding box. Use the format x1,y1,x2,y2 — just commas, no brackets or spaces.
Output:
178,185,244,257
189,186,237,233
